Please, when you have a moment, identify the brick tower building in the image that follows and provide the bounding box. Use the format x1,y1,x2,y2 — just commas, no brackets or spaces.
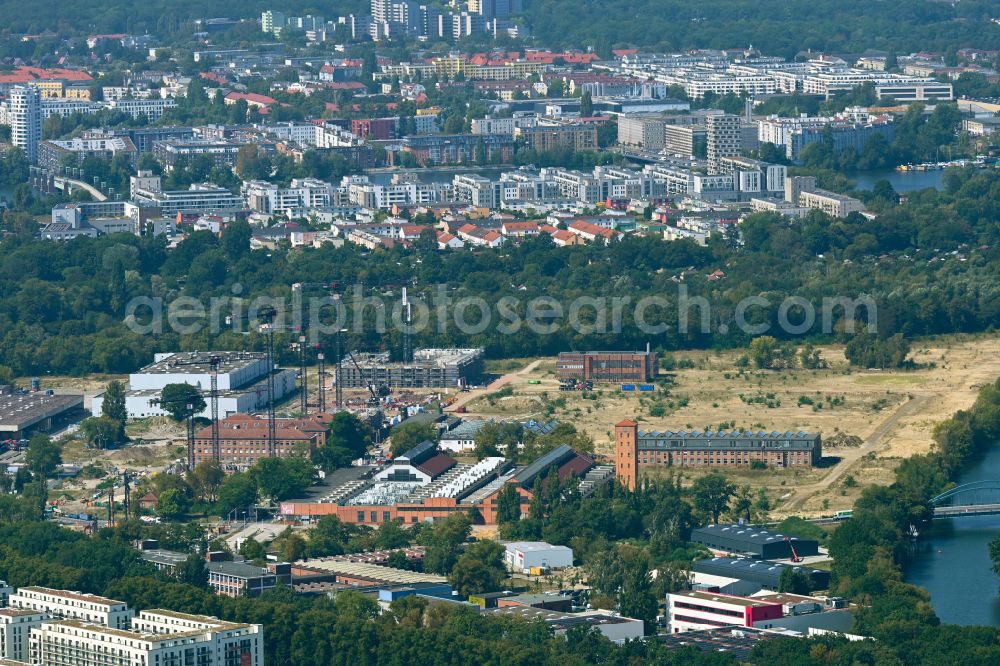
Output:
615,419,639,491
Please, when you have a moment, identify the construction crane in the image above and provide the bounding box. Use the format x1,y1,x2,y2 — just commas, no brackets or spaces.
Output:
290,282,347,411
784,536,803,563
344,350,387,445
161,354,223,463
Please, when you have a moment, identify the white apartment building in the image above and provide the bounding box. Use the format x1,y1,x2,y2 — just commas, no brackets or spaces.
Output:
29,611,262,666
243,178,333,215
105,98,177,120
131,183,247,216
8,86,41,162
453,174,499,208
798,189,864,218
262,121,319,146
7,588,133,630
343,176,453,209
471,117,516,135
0,609,45,663
617,116,665,149
315,122,363,148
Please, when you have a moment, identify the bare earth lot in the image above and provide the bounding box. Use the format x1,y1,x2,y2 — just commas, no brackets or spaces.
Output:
450,334,1000,517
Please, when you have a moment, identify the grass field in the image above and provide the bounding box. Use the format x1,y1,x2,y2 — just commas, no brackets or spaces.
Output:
453,333,1000,517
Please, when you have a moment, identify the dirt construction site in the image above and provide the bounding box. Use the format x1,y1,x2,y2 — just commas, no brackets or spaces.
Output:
445,334,1000,518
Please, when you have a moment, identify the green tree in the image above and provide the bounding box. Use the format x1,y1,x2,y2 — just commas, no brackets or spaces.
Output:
176,554,208,588
748,336,780,369
389,421,437,457
101,379,128,445
496,483,523,524
580,90,593,118
422,512,472,575
158,383,206,421
691,473,736,523
449,540,506,596
25,434,61,478
778,566,813,594
282,532,306,562
156,487,191,520
618,559,658,634
80,416,123,450
215,473,257,518
314,412,371,471
240,538,267,562
250,457,315,501
188,460,224,503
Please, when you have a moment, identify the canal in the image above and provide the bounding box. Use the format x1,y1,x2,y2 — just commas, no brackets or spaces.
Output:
905,444,1000,626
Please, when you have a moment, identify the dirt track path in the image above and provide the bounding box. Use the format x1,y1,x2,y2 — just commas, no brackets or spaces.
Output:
783,393,934,510
444,360,543,413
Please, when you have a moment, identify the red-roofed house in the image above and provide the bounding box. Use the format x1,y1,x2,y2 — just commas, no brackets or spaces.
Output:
567,220,623,245
224,92,279,111
501,221,540,237
437,232,465,249
550,229,583,247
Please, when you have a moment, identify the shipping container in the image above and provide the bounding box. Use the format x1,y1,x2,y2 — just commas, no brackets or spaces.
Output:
527,379,541,385
639,384,655,391
621,384,635,391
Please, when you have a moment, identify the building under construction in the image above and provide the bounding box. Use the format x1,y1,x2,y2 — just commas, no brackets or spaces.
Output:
337,348,485,390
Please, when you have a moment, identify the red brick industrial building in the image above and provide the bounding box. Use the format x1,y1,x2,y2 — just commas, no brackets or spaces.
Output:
557,350,658,383
192,413,332,468
615,420,821,487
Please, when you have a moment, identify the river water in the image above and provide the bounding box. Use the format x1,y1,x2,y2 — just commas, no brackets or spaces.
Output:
851,169,946,193
904,444,1000,626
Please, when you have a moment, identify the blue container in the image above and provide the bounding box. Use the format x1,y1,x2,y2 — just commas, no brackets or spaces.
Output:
639,384,655,391
621,384,635,391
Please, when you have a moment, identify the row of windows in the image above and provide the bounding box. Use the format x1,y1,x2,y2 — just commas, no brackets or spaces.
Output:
672,600,743,618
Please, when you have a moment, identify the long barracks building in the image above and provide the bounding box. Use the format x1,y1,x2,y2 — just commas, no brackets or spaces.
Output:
614,420,821,489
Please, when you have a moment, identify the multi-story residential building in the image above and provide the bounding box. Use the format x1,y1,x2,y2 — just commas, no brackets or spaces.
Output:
105,98,177,120
132,182,247,216
8,588,133,629
9,86,41,162
0,609,45,663
472,116,517,135
343,174,453,209
614,421,822,476
706,114,742,174
758,109,895,161
453,174,501,208
192,413,331,468
663,124,707,157
798,188,864,218
617,116,666,149
37,133,137,170
30,610,262,666
352,117,398,140
242,178,334,215
153,138,245,171
517,124,598,152
400,133,515,165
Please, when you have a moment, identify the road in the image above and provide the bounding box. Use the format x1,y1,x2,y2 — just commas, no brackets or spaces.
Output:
444,359,543,413
782,393,933,511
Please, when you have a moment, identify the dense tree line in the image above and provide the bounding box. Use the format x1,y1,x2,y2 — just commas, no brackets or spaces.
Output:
524,0,1000,59
3,168,1000,377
